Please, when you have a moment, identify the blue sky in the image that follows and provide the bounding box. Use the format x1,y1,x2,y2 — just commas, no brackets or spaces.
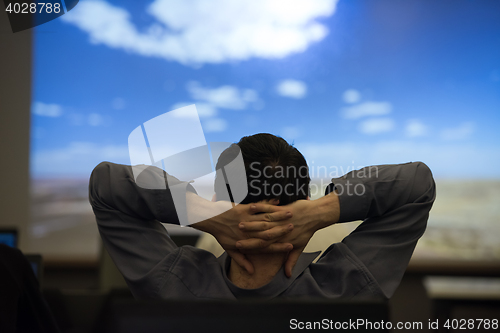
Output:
31,0,500,179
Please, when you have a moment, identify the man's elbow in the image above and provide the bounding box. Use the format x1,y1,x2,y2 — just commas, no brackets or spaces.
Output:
89,162,112,207
412,162,436,204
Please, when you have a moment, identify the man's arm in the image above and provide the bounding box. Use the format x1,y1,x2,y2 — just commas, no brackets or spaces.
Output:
238,162,436,294
335,162,435,297
89,162,294,279
88,162,187,292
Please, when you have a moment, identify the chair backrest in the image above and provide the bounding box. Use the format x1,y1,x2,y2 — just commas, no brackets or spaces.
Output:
95,298,389,333
24,254,43,288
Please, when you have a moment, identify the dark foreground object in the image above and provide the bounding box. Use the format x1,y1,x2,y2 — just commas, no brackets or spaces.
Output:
0,244,59,333
95,298,389,333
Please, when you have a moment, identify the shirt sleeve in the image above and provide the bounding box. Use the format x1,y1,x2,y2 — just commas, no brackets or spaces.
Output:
332,162,436,298
88,161,196,294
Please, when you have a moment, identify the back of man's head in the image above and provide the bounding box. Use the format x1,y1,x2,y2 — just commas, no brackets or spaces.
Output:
214,133,310,205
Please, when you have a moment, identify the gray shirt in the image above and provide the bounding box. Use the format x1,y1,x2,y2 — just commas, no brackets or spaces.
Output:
89,161,435,301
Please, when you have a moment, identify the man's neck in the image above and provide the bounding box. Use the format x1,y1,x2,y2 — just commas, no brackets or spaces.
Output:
228,253,287,289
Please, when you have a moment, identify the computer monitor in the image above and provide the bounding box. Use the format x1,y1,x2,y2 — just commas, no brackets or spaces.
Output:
0,228,18,248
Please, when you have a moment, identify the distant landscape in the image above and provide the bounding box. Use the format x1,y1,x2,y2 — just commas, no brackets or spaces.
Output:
30,178,500,263
30,178,100,263
29,0,500,266
415,180,500,261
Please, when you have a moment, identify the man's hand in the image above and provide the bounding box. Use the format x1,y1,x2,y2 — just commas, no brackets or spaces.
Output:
191,197,294,274
237,193,340,277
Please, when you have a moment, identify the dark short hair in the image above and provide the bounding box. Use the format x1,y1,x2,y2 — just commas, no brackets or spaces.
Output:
214,133,310,205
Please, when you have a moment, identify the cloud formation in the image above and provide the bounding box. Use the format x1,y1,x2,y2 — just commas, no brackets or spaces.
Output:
186,81,258,110
171,102,218,118
203,118,228,132
358,118,395,134
298,140,500,178
62,0,338,65
406,119,428,137
276,79,308,99
341,101,392,119
32,139,500,179
32,142,130,176
441,122,475,141
281,126,302,140
32,102,63,117
172,82,260,132
342,89,361,104
112,98,126,110
88,113,104,126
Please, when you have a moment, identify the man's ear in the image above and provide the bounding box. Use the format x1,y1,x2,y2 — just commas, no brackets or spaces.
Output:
211,194,217,202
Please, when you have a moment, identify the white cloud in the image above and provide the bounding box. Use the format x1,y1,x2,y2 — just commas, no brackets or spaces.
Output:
170,81,261,134
276,79,307,99
61,0,338,65
112,97,126,110
203,118,227,132
281,126,302,140
342,89,361,104
32,142,130,177
341,101,392,119
297,140,500,179
195,103,218,117
358,118,395,134
32,102,63,117
171,102,218,118
187,81,258,110
68,113,85,126
441,122,475,141
406,119,428,137
171,82,258,133
88,113,104,126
